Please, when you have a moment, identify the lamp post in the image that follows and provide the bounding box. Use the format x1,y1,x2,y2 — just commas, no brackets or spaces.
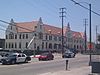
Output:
71,1,92,65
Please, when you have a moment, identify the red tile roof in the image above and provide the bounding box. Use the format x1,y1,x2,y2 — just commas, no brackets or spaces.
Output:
43,24,62,35
73,32,84,39
16,21,38,32
15,20,84,39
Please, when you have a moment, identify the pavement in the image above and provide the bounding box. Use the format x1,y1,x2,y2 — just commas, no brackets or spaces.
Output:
39,66,92,75
30,53,98,75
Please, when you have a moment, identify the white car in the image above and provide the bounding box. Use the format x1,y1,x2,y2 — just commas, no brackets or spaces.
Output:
62,50,75,58
1,53,31,65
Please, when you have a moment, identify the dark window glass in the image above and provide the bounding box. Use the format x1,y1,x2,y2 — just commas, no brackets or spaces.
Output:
49,36,52,40
23,34,25,39
15,43,17,48
42,42,44,49
26,34,28,39
46,42,47,49
15,34,17,39
54,44,57,49
46,35,48,40
12,43,13,48
6,35,8,39
54,36,57,41
6,43,7,48
49,43,52,49
19,34,21,39
26,42,28,48
19,42,21,48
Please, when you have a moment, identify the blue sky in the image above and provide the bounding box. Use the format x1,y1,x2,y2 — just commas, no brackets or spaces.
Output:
0,0,100,42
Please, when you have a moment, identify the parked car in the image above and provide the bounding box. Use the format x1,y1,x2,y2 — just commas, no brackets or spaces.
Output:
1,53,31,65
0,55,3,62
38,52,54,61
62,50,75,58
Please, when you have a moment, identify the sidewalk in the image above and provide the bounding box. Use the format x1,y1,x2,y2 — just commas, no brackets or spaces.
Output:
39,66,92,75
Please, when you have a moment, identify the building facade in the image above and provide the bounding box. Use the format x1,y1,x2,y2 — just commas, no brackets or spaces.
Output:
5,18,85,52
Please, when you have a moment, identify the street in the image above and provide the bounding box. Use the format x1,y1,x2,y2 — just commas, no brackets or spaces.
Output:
0,54,89,75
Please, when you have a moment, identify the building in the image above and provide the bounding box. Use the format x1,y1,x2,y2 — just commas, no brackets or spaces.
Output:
0,38,5,49
5,18,85,52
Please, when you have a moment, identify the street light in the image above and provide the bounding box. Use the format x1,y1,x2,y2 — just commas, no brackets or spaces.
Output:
72,1,92,65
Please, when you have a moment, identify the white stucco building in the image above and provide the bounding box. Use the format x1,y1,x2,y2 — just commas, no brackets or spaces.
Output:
5,17,85,52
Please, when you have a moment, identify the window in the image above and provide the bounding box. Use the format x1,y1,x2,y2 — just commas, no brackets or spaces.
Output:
11,43,13,48
9,33,14,39
49,35,52,40
58,44,61,49
45,35,48,40
19,34,21,39
59,37,61,41
15,43,17,48
49,43,52,49
35,26,37,28
42,42,44,49
15,34,17,39
54,36,57,41
54,44,57,49
34,33,37,36
26,42,28,48
39,32,43,39
23,34,25,39
46,42,47,49
18,54,21,57
22,54,25,57
34,43,36,49
6,43,7,48
9,43,11,48
19,42,21,48
11,26,12,30
26,34,28,39
6,35,8,39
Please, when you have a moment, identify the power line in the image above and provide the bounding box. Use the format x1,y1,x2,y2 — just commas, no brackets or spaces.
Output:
24,0,58,19
70,0,100,17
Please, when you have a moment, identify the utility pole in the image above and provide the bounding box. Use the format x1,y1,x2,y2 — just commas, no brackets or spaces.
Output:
89,4,92,66
96,25,98,44
59,8,66,54
84,19,87,51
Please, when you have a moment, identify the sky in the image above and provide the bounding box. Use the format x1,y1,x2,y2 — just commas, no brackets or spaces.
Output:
0,0,100,42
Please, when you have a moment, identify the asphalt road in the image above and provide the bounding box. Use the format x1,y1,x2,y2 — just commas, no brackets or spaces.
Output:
0,54,89,75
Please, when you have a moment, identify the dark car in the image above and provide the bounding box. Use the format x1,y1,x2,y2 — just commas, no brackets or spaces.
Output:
1,53,31,65
38,52,54,61
62,50,75,58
